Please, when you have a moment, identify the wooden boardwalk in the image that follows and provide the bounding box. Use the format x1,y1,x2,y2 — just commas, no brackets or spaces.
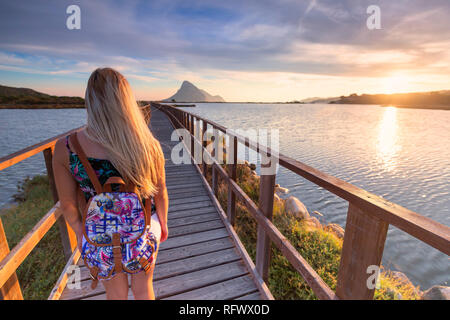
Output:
2,104,449,301
56,107,270,300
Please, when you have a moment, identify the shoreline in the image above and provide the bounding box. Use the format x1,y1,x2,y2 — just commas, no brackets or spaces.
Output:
0,104,85,109
1,102,449,111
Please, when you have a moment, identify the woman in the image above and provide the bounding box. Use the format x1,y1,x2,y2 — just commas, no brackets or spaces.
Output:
52,68,168,300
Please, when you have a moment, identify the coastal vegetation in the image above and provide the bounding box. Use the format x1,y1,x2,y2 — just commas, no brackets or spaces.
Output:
0,84,84,109
205,162,423,300
0,175,65,299
329,90,450,109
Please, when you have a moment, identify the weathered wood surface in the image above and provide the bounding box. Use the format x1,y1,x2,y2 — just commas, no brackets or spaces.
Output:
0,219,23,300
55,107,267,300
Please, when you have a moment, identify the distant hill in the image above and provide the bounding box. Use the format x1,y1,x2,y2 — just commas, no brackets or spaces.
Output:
301,96,340,104
0,84,84,108
163,81,225,103
329,90,450,109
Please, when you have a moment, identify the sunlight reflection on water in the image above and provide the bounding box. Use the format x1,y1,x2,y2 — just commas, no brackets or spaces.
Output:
376,107,401,172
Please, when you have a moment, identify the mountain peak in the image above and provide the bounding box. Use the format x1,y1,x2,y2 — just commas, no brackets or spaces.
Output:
164,81,225,103
181,80,194,86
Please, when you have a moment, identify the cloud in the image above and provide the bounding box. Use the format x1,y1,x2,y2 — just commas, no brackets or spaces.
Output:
0,0,449,100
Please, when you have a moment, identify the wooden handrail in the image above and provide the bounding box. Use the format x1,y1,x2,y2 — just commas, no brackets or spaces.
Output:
0,127,83,172
0,203,61,289
0,104,152,172
154,102,450,300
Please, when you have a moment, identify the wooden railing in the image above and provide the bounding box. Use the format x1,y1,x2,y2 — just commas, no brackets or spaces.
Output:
0,105,151,300
153,102,450,300
0,127,81,299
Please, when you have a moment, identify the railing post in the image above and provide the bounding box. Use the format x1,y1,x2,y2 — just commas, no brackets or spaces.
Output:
213,127,220,162
255,160,276,282
336,203,389,300
43,147,77,261
190,115,194,157
193,117,202,165
212,164,218,197
0,218,23,300
227,136,238,226
202,120,207,177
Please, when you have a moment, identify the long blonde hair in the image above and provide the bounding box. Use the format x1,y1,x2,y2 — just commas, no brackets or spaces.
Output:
84,67,164,198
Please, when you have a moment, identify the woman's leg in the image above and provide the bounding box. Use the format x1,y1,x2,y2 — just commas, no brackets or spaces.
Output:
131,250,159,300
102,272,129,300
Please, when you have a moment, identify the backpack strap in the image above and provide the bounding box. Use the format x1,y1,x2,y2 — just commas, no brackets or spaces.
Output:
144,198,152,228
69,132,103,194
103,177,126,192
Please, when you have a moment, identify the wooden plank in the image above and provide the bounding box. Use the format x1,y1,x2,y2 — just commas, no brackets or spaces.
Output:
168,212,221,228
164,275,258,300
77,237,236,281
0,203,61,289
193,162,274,300
168,189,209,198
155,260,249,299
159,228,229,251
169,200,213,212
165,166,197,172
0,218,23,300
169,220,224,237
158,248,241,281
165,174,202,182
168,206,218,219
336,203,389,300
165,171,198,179
77,248,240,285
168,195,211,206
165,167,197,174
235,291,262,300
166,116,274,300
166,182,204,190
156,237,234,264
168,189,208,198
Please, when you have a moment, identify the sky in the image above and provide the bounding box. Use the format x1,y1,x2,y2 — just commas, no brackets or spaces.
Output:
0,0,449,101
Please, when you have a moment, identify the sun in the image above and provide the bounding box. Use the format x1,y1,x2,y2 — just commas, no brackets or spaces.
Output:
379,74,413,94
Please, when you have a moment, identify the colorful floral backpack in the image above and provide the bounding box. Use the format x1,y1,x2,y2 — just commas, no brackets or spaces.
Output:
70,132,158,289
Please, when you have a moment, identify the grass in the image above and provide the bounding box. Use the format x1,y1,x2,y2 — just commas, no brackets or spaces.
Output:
206,163,422,300
0,175,66,300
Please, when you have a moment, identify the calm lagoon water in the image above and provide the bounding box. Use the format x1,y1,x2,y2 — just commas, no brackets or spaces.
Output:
0,104,449,289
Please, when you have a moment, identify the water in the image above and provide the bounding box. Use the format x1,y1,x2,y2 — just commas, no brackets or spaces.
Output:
0,104,449,289
0,109,86,208
179,103,450,290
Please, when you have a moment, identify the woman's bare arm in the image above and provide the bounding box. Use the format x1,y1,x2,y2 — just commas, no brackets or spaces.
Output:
154,155,169,242
52,138,83,249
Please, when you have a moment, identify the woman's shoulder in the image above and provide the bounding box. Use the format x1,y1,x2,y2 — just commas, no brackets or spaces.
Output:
53,134,72,166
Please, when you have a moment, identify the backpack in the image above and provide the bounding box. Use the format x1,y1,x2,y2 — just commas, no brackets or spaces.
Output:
70,132,157,289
